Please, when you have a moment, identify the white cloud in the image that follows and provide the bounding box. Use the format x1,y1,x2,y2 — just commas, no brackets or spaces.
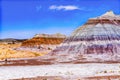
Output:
49,5,80,11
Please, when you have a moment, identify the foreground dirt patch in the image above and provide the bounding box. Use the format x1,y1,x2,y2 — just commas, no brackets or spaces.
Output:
0,56,120,66
0,58,53,66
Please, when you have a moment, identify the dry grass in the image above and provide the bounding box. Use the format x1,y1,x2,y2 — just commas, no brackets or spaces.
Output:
0,43,47,60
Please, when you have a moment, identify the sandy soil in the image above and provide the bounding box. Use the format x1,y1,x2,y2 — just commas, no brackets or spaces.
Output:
0,43,48,60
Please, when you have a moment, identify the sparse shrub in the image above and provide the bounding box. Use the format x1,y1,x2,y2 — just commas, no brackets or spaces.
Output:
48,47,51,50
43,78,47,80
104,71,107,73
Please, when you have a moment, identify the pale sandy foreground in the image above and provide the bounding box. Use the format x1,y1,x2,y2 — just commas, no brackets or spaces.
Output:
0,63,120,80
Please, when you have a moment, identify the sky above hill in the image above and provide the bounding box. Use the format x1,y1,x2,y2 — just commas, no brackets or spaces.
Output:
1,0,120,39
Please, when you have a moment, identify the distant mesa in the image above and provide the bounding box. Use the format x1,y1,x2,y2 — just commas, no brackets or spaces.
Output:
21,33,66,51
34,33,66,38
49,11,120,62
0,38,26,44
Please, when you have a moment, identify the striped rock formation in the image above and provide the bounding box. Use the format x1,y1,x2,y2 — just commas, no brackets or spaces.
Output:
49,11,120,62
20,33,66,52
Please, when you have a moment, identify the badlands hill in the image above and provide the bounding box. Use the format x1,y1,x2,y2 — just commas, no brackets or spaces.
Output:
48,11,120,63
17,33,66,55
21,33,66,48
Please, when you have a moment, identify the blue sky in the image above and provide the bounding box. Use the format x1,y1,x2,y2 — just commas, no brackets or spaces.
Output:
1,0,120,39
